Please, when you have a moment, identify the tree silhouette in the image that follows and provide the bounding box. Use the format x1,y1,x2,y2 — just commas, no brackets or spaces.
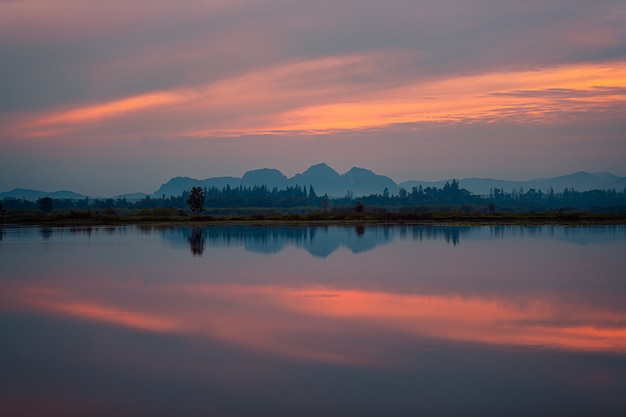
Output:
38,197,53,213
186,187,205,214
320,194,330,212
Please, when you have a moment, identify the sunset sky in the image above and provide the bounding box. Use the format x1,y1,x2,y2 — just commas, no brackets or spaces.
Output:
1,0,625,196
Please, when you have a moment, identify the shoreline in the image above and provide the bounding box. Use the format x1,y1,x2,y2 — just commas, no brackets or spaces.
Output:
3,212,626,227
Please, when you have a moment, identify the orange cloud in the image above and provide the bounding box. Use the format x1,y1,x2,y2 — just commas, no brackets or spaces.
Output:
177,59,626,135
18,91,189,138
269,62,626,132
10,56,626,140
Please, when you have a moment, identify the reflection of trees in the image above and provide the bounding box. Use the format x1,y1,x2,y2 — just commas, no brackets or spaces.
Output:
138,225,155,235
196,226,381,257
445,229,460,246
69,227,93,237
40,227,53,240
158,225,474,258
409,226,468,246
188,228,206,256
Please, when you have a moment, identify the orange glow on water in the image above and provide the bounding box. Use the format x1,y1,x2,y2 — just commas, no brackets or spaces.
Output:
279,287,626,352
3,280,625,365
41,300,182,333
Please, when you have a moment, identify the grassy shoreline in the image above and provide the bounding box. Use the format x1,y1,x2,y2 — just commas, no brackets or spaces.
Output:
3,211,626,227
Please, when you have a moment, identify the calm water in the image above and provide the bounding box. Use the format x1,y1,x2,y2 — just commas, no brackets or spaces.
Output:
1,224,625,416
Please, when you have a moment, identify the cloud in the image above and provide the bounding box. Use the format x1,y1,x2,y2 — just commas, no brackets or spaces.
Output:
8,58,626,139
491,86,626,98
1,0,625,193
1,0,625,113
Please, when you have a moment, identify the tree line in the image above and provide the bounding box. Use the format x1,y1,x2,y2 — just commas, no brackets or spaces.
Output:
2,181,626,215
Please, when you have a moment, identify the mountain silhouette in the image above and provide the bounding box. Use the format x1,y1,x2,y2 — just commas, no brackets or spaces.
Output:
291,163,344,196
343,167,399,197
0,188,88,201
3,165,625,201
153,164,624,199
400,171,626,196
153,176,241,198
242,168,289,189
153,163,400,198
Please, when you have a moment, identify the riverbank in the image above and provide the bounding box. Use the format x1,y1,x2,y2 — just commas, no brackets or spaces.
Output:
3,211,626,226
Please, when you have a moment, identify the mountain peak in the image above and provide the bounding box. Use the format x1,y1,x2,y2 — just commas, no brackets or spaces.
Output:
242,168,288,188
302,163,339,176
344,167,375,176
242,168,286,177
342,167,399,196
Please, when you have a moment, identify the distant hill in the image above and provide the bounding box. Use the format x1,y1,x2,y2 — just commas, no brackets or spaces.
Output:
111,192,150,201
241,168,289,189
343,167,399,197
0,188,88,201
400,171,626,196
154,165,625,199
3,166,625,201
290,163,346,196
153,176,241,198
153,163,400,198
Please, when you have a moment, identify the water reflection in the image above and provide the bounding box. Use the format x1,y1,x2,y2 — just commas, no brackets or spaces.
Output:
188,227,205,256
157,224,626,257
9,224,624,258
157,225,472,257
5,281,625,362
69,226,93,237
2,224,625,359
1,225,625,416
40,227,53,240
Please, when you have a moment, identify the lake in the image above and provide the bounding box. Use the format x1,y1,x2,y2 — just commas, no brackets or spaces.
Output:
1,224,625,416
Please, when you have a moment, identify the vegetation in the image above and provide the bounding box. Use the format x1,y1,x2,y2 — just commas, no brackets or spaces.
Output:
186,186,205,214
2,181,625,225
38,197,54,213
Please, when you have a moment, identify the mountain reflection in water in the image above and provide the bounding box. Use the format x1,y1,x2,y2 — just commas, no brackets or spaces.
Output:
1,225,625,416
149,224,626,257
157,224,471,257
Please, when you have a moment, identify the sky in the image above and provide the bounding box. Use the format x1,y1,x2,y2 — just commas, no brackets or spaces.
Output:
1,0,625,196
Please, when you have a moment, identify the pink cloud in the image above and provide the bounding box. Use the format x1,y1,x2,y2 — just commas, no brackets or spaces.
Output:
9,58,626,140
2,0,625,193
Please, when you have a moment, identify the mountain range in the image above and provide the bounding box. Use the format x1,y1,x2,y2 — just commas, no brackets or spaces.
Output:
2,163,625,201
153,163,399,198
152,163,626,198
